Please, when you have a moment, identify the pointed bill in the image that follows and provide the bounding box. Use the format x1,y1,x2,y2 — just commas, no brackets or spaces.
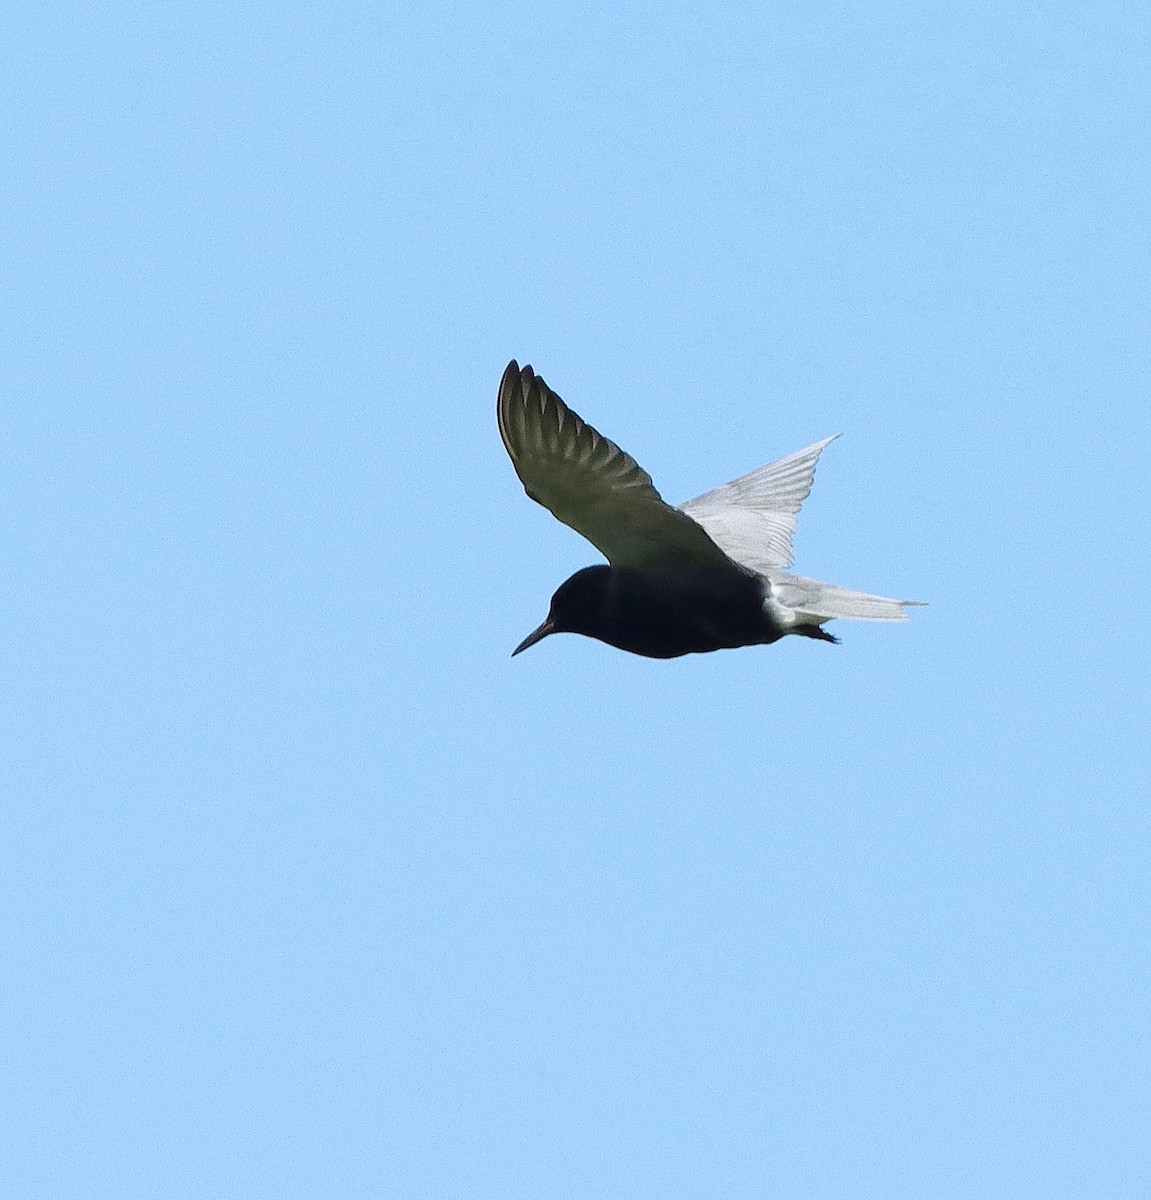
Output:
511,618,554,656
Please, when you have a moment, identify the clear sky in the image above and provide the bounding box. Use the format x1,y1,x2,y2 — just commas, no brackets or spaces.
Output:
4,3,1149,1197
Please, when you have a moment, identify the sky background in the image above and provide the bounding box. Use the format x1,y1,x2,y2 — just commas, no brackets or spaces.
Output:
4,2,1150,1197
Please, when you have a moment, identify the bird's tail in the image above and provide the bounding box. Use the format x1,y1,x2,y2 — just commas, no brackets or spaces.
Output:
767,571,925,622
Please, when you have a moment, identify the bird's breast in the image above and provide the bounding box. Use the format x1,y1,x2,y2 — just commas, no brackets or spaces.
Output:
599,569,781,658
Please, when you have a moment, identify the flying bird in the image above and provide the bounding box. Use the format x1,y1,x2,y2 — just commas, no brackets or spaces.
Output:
498,360,921,659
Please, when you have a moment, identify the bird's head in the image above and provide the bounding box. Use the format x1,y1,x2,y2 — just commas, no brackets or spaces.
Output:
511,566,612,656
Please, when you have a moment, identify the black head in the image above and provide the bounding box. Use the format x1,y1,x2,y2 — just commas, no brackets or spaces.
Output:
511,566,612,656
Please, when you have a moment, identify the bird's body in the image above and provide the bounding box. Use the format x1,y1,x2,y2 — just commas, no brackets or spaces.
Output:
498,360,920,659
546,565,776,659
535,565,839,659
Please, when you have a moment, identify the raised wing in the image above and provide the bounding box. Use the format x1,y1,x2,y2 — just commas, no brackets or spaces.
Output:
498,361,740,576
678,435,838,572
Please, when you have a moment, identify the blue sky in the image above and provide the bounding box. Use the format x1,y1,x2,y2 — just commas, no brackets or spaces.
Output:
4,3,1149,1196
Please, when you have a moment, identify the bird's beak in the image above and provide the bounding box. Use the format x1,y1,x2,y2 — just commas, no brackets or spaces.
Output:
511,618,555,657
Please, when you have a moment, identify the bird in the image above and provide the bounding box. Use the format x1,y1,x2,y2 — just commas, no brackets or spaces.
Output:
497,360,921,659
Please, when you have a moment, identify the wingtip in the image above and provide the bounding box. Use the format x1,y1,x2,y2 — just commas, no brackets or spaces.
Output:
498,360,535,426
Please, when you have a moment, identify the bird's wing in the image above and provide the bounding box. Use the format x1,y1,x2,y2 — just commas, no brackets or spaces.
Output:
678,435,838,572
498,361,741,576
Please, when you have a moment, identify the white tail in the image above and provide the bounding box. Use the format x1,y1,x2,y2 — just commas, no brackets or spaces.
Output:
767,571,924,622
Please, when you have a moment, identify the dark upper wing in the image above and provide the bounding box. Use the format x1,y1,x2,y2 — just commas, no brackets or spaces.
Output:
497,361,741,576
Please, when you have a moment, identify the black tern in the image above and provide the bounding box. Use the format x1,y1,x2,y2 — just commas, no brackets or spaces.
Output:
498,360,921,659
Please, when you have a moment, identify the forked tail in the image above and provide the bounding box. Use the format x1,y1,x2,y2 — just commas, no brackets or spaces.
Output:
768,571,924,623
